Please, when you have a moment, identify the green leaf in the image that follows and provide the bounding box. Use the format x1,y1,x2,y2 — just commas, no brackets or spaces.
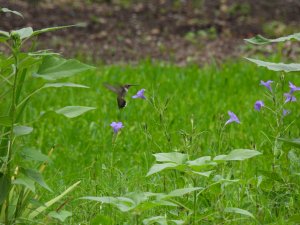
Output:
165,187,203,198
191,170,214,177
20,147,51,163
153,152,188,164
245,33,300,45
11,27,33,40
81,196,135,212
20,168,52,192
224,207,255,219
278,137,300,148
55,106,96,118
143,216,168,225
1,8,23,18
12,175,35,192
48,210,72,222
13,125,33,136
27,181,80,219
0,30,10,42
187,156,217,169
31,24,85,37
217,149,262,161
32,56,95,80
43,82,89,89
0,173,10,204
245,58,300,72
0,115,11,127
146,163,178,176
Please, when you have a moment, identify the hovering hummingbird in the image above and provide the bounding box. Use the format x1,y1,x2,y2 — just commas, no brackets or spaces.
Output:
103,83,138,108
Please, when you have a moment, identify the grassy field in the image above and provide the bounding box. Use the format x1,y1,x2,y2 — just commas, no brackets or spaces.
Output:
20,58,300,224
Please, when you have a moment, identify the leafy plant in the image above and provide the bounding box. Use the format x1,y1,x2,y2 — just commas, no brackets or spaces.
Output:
0,8,95,224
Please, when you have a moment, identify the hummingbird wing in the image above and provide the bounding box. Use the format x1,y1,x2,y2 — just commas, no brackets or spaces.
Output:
103,83,123,95
117,97,127,109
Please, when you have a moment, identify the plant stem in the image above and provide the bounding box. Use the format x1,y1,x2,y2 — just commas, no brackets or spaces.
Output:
5,45,20,225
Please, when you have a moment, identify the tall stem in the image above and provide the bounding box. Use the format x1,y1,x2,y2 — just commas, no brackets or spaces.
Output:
5,44,20,225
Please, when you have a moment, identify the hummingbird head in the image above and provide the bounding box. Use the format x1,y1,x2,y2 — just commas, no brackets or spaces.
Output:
124,84,138,89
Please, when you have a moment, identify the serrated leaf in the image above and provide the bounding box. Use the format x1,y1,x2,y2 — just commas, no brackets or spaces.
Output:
55,106,96,118
224,207,255,219
28,181,80,219
13,125,33,136
11,27,33,40
32,56,95,80
153,152,188,164
146,163,178,176
245,58,300,72
166,187,203,198
48,210,72,222
20,168,52,192
0,173,10,204
1,8,23,18
191,170,214,177
43,82,89,89
0,115,11,126
222,149,262,161
12,176,35,192
20,147,51,163
245,33,300,45
278,137,300,148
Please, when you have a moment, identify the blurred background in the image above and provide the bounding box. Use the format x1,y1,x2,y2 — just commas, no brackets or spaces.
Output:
0,0,299,65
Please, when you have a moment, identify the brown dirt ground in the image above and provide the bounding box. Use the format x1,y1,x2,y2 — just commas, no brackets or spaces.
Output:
0,0,299,65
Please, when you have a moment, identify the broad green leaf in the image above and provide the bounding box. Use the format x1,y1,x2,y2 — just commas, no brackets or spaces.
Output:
13,125,33,136
0,173,10,204
187,156,217,168
48,210,72,222
245,58,300,72
1,8,23,18
20,168,52,192
0,115,11,127
224,207,255,219
12,176,35,192
43,82,89,89
11,27,33,40
20,148,51,163
28,181,81,219
278,137,300,148
81,196,135,212
245,33,300,45
220,149,262,161
55,106,96,118
32,56,95,80
0,30,10,42
32,24,85,37
170,220,185,225
191,170,214,177
153,152,188,164
165,187,203,198
146,163,178,176
143,216,167,225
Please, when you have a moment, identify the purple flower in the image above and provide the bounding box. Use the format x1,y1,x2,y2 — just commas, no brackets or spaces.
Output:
260,80,273,92
283,109,290,117
132,89,146,99
225,111,240,125
110,122,124,133
289,82,300,93
284,93,296,103
254,100,264,111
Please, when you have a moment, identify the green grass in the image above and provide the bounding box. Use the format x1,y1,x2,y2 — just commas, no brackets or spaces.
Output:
22,59,300,224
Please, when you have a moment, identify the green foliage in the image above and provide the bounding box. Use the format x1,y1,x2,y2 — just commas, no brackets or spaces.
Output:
0,8,95,224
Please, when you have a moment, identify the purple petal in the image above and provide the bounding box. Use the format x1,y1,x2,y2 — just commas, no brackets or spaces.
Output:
289,82,300,93
225,111,240,125
110,121,124,133
260,80,273,92
254,100,264,111
284,93,296,103
132,89,146,99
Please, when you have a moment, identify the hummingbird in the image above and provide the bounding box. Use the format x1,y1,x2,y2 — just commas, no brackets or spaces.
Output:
103,83,138,109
